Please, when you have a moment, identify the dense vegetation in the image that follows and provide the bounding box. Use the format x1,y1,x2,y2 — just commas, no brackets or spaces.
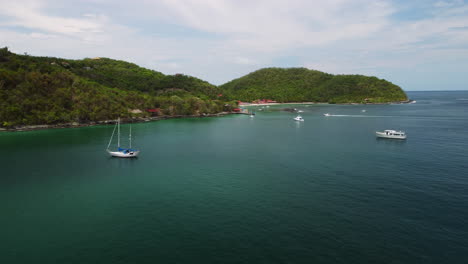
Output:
220,68,407,103
0,48,233,127
0,47,407,128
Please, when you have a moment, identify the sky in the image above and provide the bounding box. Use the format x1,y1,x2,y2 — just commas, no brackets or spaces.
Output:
1,0,467,91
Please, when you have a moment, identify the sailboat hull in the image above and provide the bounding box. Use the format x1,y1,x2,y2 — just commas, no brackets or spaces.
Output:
108,150,140,158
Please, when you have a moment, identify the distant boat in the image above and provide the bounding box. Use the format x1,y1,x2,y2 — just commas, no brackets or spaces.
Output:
250,112,255,117
297,110,304,113
106,118,140,158
324,113,331,116
361,109,366,112
376,130,407,140
294,115,304,122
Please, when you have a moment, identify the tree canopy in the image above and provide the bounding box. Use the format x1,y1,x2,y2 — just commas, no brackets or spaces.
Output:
220,67,407,103
0,48,231,127
0,48,407,128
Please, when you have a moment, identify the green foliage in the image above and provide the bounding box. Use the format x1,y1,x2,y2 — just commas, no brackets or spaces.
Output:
0,48,406,128
0,48,229,127
66,58,222,99
220,67,407,103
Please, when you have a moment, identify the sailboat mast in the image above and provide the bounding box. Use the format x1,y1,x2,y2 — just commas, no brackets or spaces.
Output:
106,121,117,151
129,125,132,149
117,117,120,148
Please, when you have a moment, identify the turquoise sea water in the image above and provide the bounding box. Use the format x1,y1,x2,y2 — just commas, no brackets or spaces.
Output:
1,91,468,263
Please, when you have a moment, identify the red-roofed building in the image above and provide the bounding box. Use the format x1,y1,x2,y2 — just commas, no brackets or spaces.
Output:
146,108,161,116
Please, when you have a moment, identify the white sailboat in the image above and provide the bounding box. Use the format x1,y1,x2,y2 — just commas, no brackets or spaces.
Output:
106,118,140,158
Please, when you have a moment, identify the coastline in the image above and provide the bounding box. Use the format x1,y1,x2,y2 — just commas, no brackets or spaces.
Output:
0,112,245,132
0,100,414,132
241,100,414,106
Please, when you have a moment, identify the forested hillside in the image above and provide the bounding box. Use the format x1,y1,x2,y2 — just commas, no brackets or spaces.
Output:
220,68,407,103
0,48,231,127
0,48,408,129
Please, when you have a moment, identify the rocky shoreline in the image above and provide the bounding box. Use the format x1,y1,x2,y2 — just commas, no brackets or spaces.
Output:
241,100,415,106
0,112,244,132
0,100,415,132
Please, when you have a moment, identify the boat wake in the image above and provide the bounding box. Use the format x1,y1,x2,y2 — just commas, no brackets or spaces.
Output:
325,114,393,118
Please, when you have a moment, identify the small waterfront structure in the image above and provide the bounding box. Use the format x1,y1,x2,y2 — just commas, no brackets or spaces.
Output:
376,130,407,140
146,108,160,116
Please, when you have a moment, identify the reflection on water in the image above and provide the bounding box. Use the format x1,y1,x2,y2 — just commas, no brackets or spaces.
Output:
1,91,468,263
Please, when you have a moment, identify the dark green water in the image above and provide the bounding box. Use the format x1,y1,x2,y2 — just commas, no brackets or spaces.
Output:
1,91,468,263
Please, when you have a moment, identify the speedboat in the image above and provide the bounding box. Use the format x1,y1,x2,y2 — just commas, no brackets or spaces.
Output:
324,113,331,116
376,130,407,140
361,109,366,112
294,115,304,122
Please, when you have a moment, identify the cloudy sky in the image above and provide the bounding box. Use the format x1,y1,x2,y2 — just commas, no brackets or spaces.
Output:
1,0,467,90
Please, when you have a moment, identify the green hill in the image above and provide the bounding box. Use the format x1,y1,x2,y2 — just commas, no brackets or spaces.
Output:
0,48,230,127
67,57,221,98
220,67,407,103
0,48,408,128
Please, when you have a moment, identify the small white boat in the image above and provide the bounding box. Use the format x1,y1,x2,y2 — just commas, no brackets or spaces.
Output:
294,115,304,122
107,149,140,158
376,130,407,140
361,109,366,112
106,118,140,158
297,110,304,113
324,113,331,116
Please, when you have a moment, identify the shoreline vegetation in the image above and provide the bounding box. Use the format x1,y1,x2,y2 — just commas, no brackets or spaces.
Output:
1,99,415,132
0,112,245,132
241,100,415,107
1,47,409,131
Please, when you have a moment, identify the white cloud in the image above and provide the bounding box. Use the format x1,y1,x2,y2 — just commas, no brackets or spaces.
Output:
0,0,467,89
150,0,394,52
233,57,256,65
434,0,464,8
0,1,104,35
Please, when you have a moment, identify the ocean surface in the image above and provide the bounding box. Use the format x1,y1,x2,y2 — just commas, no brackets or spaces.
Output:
1,91,468,263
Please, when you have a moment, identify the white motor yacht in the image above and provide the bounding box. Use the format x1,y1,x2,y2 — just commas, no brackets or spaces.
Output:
376,130,407,140
294,115,304,122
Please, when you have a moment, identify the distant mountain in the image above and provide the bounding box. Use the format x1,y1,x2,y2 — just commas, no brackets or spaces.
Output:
220,67,407,103
0,47,228,127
